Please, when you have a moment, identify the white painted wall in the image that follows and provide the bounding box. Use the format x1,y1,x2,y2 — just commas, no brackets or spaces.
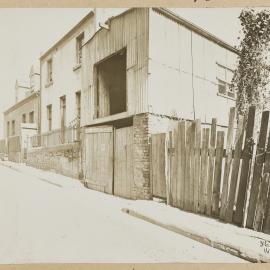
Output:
40,15,95,133
4,94,39,137
148,10,238,126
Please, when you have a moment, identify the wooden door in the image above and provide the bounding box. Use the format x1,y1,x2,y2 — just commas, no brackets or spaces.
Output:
151,133,167,199
114,126,134,199
84,126,113,194
60,96,66,143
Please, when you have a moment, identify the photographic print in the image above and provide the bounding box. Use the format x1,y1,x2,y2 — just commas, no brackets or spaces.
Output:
0,1,270,267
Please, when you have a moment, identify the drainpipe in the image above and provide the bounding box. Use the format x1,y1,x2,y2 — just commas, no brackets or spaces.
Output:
38,61,42,146
191,31,196,120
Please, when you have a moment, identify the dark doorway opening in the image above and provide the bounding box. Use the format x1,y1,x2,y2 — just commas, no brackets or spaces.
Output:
96,49,127,118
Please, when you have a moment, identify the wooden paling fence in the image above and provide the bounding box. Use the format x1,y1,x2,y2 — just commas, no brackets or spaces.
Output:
151,106,270,234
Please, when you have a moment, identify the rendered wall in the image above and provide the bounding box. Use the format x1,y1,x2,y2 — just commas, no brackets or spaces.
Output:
40,15,96,133
4,94,39,137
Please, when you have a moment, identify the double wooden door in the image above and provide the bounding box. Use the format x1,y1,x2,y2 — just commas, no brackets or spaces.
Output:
84,125,134,199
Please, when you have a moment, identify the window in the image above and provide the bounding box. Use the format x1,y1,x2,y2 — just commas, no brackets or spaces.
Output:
7,121,10,137
47,58,53,83
22,114,26,123
76,33,84,64
75,91,81,140
47,105,52,131
11,120,15,136
29,111,34,123
217,63,235,98
76,91,81,123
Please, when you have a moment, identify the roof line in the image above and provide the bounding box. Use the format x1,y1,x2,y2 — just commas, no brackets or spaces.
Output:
40,10,94,61
83,8,135,48
153,8,239,54
17,85,30,89
4,91,39,115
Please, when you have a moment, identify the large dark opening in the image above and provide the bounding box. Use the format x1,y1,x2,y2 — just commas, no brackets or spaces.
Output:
96,49,127,118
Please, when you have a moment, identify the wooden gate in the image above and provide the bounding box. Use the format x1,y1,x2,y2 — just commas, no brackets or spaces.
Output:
114,126,134,199
7,135,22,163
151,133,167,199
84,126,114,194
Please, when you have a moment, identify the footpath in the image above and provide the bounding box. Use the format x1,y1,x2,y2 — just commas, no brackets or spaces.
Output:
1,160,270,262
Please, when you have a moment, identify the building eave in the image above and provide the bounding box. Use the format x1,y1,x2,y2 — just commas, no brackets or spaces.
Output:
17,85,30,89
83,7,239,55
153,7,239,55
40,10,94,61
83,8,135,47
4,91,39,115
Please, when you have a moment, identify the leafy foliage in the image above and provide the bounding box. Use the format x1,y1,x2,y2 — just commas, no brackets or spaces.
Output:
231,9,270,115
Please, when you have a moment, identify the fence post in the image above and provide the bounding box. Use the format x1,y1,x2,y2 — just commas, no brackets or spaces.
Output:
262,129,270,233
170,128,179,207
190,121,196,212
220,107,236,220
212,131,225,217
184,122,193,211
178,121,186,209
254,173,270,231
193,119,201,213
199,127,210,214
225,115,245,223
246,110,270,229
233,106,256,226
206,118,217,216
166,132,172,206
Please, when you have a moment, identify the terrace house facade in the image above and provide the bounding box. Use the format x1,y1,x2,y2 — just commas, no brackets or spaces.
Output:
27,8,238,200
27,9,127,177
3,65,40,162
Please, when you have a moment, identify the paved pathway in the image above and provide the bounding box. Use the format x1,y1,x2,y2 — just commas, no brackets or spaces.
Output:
0,163,245,263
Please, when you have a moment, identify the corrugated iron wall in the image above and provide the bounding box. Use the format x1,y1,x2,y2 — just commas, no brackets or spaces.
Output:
81,8,149,126
147,9,238,127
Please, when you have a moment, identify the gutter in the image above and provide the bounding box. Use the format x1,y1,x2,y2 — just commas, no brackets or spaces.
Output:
153,7,239,55
40,10,94,61
4,91,39,115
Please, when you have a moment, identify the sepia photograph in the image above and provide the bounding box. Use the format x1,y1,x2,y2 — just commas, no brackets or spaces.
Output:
0,1,270,266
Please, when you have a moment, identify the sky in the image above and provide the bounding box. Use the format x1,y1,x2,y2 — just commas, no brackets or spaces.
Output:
0,7,264,137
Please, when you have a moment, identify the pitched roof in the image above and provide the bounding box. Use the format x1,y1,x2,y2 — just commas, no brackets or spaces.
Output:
153,8,238,54
43,7,238,62
4,91,39,115
40,10,94,61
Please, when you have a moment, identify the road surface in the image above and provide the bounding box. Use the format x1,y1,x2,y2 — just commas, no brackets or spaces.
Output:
0,163,246,263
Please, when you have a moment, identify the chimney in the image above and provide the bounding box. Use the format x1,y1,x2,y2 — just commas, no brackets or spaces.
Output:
29,65,40,92
15,79,30,103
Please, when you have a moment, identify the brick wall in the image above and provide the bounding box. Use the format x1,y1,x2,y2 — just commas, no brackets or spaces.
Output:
26,143,81,179
133,113,152,200
132,113,180,200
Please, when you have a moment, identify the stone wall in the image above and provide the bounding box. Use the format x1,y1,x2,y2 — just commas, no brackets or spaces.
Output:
26,142,81,179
